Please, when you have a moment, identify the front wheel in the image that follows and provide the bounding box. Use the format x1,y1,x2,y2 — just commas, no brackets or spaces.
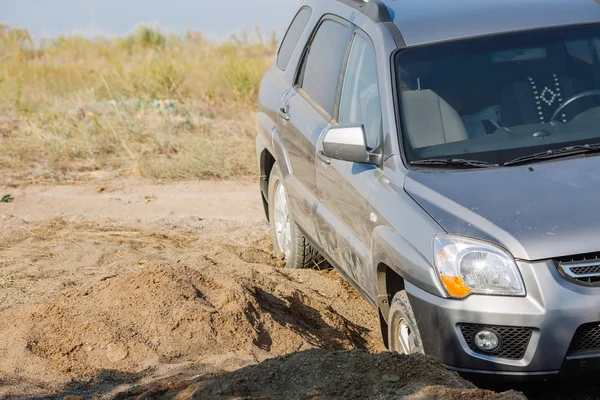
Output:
267,164,327,269
388,291,424,355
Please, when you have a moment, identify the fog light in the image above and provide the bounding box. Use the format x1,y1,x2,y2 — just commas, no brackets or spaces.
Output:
474,330,499,351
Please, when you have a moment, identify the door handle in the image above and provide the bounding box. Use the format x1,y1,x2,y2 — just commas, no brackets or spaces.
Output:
317,150,331,165
278,106,290,121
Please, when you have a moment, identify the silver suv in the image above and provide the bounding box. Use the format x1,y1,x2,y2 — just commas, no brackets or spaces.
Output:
256,0,600,379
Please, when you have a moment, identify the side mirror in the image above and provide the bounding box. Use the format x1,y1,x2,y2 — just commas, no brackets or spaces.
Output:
321,125,381,165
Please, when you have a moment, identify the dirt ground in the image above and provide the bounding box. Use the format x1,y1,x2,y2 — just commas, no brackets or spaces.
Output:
0,177,592,399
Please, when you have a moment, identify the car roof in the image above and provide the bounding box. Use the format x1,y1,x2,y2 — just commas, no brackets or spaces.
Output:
382,0,600,46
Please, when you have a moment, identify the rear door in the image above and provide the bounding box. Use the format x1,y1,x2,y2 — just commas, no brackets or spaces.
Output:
315,29,383,290
279,17,352,242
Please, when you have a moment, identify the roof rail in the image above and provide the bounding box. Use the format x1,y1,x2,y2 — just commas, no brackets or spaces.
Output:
336,0,393,23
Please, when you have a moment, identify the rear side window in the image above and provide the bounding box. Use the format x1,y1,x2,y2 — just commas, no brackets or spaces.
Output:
277,8,312,70
299,20,351,117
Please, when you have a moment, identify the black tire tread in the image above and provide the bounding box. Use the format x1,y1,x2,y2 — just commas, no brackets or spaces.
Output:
294,232,329,270
388,290,425,354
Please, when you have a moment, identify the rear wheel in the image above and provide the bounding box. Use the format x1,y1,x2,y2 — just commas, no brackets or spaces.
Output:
388,291,424,355
268,164,327,270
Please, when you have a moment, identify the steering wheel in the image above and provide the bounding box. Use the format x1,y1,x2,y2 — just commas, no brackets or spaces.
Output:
551,90,600,122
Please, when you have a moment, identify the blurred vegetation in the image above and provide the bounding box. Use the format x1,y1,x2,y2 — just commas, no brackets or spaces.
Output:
0,24,277,182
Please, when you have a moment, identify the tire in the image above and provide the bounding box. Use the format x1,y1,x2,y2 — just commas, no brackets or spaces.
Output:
268,164,328,270
388,291,425,355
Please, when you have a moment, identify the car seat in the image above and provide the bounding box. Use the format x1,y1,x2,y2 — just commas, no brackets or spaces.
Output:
402,89,469,148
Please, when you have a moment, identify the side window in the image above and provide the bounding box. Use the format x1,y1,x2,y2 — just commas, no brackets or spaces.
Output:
566,39,594,65
339,34,381,149
277,8,312,70
300,20,351,117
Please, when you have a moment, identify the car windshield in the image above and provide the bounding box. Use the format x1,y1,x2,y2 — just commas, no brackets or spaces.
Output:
396,24,600,166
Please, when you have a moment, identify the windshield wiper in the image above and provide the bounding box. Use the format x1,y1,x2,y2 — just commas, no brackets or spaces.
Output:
411,158,499,169
504,143,600,166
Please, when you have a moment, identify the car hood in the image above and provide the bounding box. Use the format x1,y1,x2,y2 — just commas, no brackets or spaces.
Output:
404,156,600,261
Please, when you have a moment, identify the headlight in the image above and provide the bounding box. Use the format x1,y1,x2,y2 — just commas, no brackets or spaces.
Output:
433,235,525,298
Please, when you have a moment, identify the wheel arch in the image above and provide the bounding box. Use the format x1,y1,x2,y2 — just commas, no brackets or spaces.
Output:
372,226,446,321
376,261,405,349
258,125,294,222
259,148,276,221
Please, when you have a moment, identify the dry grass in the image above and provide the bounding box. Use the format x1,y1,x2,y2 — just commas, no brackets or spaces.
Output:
0,24,276,182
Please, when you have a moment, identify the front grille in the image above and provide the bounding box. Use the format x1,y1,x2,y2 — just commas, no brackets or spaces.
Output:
459,324,532,360
570,265,600,276
569,322,600,354
556,253,600,286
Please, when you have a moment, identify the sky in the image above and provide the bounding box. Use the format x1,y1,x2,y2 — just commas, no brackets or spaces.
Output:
1,0,300,40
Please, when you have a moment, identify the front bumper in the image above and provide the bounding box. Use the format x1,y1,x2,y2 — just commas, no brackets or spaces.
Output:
408,259,600,378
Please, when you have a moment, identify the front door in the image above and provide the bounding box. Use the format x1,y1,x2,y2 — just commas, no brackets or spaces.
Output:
316,31,383,291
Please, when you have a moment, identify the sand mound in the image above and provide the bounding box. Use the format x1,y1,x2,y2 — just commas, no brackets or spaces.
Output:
0,217,382,397
116,350,526,400
12,262,374,380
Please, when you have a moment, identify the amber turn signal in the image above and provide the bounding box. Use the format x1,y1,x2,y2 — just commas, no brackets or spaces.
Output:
440,275,472,298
